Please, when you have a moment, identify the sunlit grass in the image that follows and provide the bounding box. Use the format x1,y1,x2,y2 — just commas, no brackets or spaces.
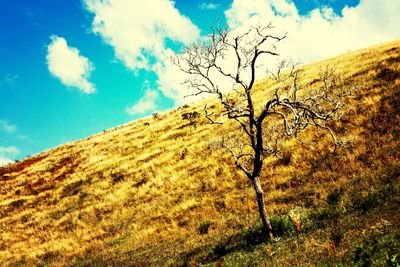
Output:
0,40,399,266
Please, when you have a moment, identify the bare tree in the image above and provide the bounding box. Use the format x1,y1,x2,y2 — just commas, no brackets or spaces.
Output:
172,23,346,240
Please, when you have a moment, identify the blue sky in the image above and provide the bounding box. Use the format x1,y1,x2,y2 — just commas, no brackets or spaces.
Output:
0,0,399,164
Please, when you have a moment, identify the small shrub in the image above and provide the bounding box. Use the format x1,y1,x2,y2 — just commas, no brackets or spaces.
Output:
215,167,223,177
61,180,83,198
200,179,215,192
177,218,189,227
242,215,296,244
133,173,148,187
279,151,292,165
330,227,344,248
327,189,343,206
181,111,200,120
198,220,214,234
182,111,200,128
214,200,226,211
41,251,60,264
180,148,188,160
213,243,227,257
78,191,89,202
110,171,125,184
270,216,294,237
243,220,266,245
349,189,373,213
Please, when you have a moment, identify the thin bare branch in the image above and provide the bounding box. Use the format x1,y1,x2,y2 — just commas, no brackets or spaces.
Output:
204,104,223,125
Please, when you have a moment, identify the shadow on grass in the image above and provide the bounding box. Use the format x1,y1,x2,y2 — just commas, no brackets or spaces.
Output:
181,215,295,266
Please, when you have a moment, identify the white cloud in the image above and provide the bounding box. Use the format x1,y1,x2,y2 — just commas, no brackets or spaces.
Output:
224,0,400,64
0,120,17,133
46,36,95,94
84,0,200,71
0,146,20,166
0,146,19,155
199,3,220,10
126,89,159,115
84,0,200,108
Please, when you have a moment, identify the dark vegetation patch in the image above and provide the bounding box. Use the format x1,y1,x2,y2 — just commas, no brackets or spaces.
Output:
181,111,200,121
198,220,214,235
52,155,83,182
23,178,55,196
132,172,149,187
7,199,26,212
275,174,310,191
49,155,77,173
0,199,27,218
181,215,300,265
110,171,125,185
385,55,400,64
351,228,400,266
368,84,400,137
179,110,201,129
278,151,292,166
351,68,372,80
385,47,400,53
311,165,399,227
308,78,319,86
376,67,400,81
0,155,46,177
178,163,400,266
61,180,84,198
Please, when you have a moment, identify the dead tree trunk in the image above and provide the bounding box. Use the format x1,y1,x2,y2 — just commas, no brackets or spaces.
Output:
253,176,274,240
173,23,345,244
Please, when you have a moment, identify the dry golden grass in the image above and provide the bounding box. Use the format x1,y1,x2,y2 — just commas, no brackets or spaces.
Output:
0,40,399,266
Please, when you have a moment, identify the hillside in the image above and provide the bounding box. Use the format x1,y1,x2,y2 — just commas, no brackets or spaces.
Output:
1,41,399,266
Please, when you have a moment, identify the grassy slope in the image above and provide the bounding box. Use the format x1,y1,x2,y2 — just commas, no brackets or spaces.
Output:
0,41,399,266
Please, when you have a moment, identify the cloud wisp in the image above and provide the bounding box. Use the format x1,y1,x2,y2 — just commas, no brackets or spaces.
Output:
199,3,220,10
126,89,159,115
47,36,96,94
0,120,17,133
0,146,20,166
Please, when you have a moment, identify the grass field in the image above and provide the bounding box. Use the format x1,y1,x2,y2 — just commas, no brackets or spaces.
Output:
0,40,399,266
